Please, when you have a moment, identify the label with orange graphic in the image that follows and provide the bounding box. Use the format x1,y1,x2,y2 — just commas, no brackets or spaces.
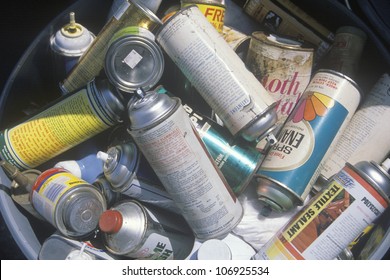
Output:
258,71,361,201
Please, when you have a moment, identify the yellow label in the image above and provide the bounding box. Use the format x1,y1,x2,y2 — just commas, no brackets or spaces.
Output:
6,88,111,168
282,182,343,242
183,3,225,32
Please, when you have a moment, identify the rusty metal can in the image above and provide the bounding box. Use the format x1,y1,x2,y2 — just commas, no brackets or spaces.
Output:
127,89,243,240
60,0,162,94
255,70,363,212
245,31,314,125
104,26,164,93
99,200,194,259
30,168,107,238
252,159,390,260
156,6,278,144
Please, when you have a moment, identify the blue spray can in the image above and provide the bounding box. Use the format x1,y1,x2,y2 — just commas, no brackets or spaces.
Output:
255,70,363,213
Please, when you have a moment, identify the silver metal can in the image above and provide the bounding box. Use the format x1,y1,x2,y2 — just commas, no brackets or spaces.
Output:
99,200,195,259
252,159,390,260
156,6,278,143
30,168,107,238
127,89,244,240
104,26,164,93
92,175,122,208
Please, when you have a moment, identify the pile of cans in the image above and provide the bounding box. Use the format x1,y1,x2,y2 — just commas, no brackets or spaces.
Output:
0,0,389,260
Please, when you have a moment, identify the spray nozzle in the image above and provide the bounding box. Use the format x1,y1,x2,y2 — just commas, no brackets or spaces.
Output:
381,158,390,174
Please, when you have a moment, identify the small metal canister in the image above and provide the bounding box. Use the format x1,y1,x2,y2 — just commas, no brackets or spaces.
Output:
30,168,107,238
104,26,165,93
127,89,244,240
245,31,314,125
97,141,180,214
50,12,95,84
99,200,194,260
156,6,278,143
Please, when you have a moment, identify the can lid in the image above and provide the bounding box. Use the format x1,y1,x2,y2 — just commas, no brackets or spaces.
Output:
197,239,232,260
128,90,178,130
105,35,164,93
99,210,123,234
61,190,106,237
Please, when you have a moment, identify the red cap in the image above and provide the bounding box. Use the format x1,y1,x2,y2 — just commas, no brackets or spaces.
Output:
99,210,123,234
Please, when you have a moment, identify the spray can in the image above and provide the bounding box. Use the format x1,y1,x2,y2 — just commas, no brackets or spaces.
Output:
156,6,278,144
180,0,226,33
252,159,390,260
314,73,390,193
104,26,164,93
99,200,195,259
255,70,363,212
156,85,264,195
50,12,95,84
245,31,314,125
97,141,180,214
182,101,264,195
60,0,162,94
127,89,243,240
107,0,163,20
39,232,115,260
30,168,107,238
0,78,125,170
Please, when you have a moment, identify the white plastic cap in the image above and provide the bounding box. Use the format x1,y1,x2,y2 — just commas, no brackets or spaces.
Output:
65,250,94,260
54,161,82,178
97,151,109,162
381,158,390,173
197,239,232,260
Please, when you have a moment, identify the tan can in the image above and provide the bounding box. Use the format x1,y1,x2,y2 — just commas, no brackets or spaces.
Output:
246,31,314,125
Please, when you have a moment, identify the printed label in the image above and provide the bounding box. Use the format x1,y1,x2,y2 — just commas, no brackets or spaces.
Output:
156,7,275,135
183,3,225,32
130,105,242,239
31,170,87,225
253,165,388,260
0,84,115,169
258,71,359,198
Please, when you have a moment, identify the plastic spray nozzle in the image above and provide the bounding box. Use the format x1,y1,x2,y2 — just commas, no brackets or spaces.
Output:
135,88,147,99
0,161,30,188
97,151,109,163
381,158,390,174
62,12,83,37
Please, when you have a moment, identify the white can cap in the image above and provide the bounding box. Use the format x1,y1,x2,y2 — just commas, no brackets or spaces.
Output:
65,250,94,260
54,161,82,178
197,239,232,260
